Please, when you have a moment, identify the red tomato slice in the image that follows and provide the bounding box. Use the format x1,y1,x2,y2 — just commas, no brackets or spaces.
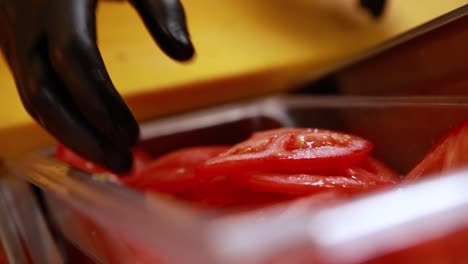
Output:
124,146,230,194
236,172,369,196
403,120,468,184
55,144,151,178
0,245,6,264
198,128,374,177
348,157,401,185
235,157,399,195
55,144,104,174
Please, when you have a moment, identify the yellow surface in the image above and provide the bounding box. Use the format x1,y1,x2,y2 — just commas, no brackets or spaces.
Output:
0,0,467,156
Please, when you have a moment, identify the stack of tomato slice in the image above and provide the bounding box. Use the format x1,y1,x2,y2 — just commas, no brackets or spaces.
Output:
56,127,404,208
53,121,468,264
193,128,402,207
55,121,468,208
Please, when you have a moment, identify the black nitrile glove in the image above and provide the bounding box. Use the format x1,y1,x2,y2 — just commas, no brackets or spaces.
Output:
359,0,386,19
0,0,194,173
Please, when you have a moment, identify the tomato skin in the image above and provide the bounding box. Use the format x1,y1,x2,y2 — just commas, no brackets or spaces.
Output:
124,146,230,194
403,120,468,184
198,128,374,178
55,144,151,178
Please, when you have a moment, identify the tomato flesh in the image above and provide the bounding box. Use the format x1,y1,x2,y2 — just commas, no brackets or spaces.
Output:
124,146,229,194
55,144,151,178
237,172,368,195
198,128,374,177
348,157,401,185
235,157,400,196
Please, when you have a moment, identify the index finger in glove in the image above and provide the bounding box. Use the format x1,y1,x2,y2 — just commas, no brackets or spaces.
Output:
47,0,139,149
130,0,195,61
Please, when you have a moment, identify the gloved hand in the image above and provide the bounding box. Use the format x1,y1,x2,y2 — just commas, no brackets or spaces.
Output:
0,0,194,173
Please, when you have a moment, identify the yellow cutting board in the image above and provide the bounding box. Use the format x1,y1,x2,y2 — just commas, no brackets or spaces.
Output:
0,0,466,157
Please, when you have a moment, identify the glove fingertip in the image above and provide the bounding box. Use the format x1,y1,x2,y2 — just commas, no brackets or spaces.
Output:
102,148,134,174
132,0,195,61
169,37,195,62
164,23,195,61
359,0,386,18
122,121,141,148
